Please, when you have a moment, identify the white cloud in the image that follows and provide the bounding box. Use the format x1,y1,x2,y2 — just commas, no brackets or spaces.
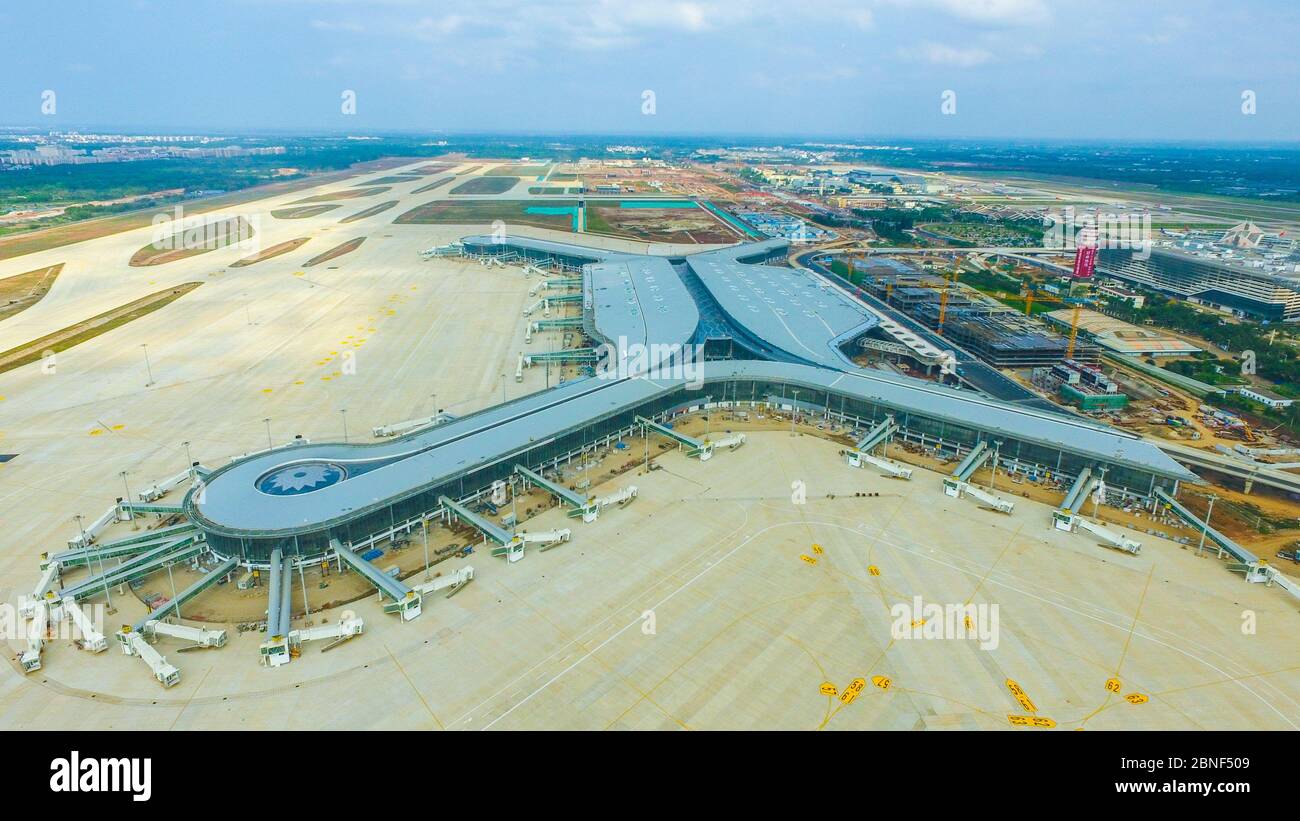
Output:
886,0,1050,26
310,19,365,32
911,41,994,67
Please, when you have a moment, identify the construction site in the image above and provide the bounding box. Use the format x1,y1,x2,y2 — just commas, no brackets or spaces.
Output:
1,158,1298,731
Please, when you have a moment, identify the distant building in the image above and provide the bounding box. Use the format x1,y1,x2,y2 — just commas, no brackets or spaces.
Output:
1234,386,1294,409
1096,283,1145,308
1098,247,1300,321
1044,308,1199,358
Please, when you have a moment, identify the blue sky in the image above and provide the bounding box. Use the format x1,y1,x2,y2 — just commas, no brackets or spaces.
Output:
1,0,1297,140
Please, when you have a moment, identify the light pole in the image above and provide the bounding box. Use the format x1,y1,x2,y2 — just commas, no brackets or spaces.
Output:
141,343,155,387
263,417,273,449
500,373,507,404
182,440,193,471
340,409,349,443
120,471,138,530
1093,466,1108,519
790,390,801,436
422,515,431,581
1197,494,1219,557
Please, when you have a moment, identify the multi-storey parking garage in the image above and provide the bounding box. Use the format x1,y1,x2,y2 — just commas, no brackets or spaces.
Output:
186,236,1196,566
1099,247,1300,321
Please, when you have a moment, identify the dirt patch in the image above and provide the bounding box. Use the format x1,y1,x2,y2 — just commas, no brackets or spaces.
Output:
0,157,412,262
303,237,365,267
450,176,517,195
353,176,422,186
409,163,453,175
411,176,455,195
0,263,64,322
229,237,311,267
339,201,399,224
584,203,736,243
270,204,340,220
128,216,255,266
290,186,391,204
0,282,202,374
486,164,550,177
393,199,574,232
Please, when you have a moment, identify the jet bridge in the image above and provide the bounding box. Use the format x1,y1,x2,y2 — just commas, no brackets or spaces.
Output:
289,615,365,653
515,464,590,518
261,549,295,667
47,523,199,569
842,415,911,479
528,277,582,296
1154,489,1300,598
1154,489,1257,565
19,561,61,618
67,502,130,548
1053,467,1098,531
411,565,474,598
120,501,186,518
492,529,572,560
1075,519,1142,555
58,537,204,603
636,416,713,461
49,528,199,572
143,619,227,649
532,317,583,330
332,539,423,621
438,495,515,546
950,441,992,484
524,348,599,365
855,415,897,453
116,628,180,688
58,599,108,653
19,603,48,673
138,465,203,502
131,556,237,632
942,442,1014,513
565,485,638,523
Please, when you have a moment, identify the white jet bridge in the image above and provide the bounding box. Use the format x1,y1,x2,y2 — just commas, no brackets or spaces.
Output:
514,464,593,521
260,548,295,667
942,441,1014,514
332,539,423,621
437,495,515,546
636,415,712,461
842,415,912,479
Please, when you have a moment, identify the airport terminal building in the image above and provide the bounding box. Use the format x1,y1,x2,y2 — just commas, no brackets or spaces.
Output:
186,236,1198,565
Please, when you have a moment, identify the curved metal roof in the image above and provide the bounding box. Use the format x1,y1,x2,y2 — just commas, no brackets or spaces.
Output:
189,359,1195,539
684,244,879,369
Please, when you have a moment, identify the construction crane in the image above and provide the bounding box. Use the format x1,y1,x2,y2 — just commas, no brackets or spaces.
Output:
1018,286,1087,359
937,270,959,336
1066,302,1082,360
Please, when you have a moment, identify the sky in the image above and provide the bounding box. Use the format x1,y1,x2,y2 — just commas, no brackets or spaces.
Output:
1,0,1298,141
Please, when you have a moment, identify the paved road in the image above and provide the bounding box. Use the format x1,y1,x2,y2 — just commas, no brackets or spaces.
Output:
1157,440,1300,496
